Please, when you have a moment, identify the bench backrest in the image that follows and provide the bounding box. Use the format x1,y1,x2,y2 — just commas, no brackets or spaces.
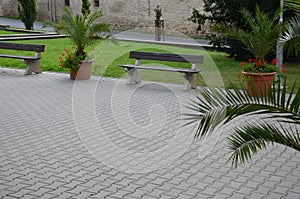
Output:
129,51,204,64
0,42,45,52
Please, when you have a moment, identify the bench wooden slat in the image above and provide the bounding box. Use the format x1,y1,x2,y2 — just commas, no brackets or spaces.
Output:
0,42,45,52
0,54,40,60
120,64,200,73
129,51,204,63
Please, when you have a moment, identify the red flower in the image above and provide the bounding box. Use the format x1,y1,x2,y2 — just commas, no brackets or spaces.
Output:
255,61,262,66
271,58,278,65
59,57,63,62
62,53,66,57
68,55,73,59
280,64,284,68
97,65,101,69
64,48,70,53
282,69,286,74
248,58,254,62
240,62,246,66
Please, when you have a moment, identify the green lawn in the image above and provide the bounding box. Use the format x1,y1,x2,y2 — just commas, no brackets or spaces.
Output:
0,30,17,34
0,37,299,91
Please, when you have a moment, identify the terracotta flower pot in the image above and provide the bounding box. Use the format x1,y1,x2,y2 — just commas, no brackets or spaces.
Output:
242,71,276,97
70,68,78,80
69,59,93,80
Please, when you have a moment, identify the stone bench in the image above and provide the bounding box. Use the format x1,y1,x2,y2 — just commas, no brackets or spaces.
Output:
119,51,204,90
0,42,45,75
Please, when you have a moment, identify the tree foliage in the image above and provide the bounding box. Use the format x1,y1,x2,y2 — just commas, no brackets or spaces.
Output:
189,0,295,60
17,0,37,30
81,0,91,18
56,7,110,59
280,0,300,57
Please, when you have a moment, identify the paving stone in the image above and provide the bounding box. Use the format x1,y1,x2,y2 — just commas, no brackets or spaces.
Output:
180,187,200,197
145,188,166,198
248,191,267,198
0,69,299,199
108,189,132,198
7,188,33,198
236,186,255,195
210,193,230,199
230,192,249,198
285,191,300,199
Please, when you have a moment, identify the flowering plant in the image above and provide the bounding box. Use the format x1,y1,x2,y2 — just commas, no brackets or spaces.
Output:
59,48,83,72
240,58,282,73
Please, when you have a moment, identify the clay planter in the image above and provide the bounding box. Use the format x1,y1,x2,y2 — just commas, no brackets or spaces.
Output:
70,59,93,80
242,71,276,97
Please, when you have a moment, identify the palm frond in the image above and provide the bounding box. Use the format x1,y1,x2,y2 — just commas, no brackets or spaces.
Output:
54,6,110,57
228,122,300,168
285,0,300,13
280,17,300,57
185,78,300,140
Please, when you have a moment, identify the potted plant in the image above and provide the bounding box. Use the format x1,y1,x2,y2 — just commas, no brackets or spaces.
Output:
221,6,281,96
185,0,300,170
55,3,110,80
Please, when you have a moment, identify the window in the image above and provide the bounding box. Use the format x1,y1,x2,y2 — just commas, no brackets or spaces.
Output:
65,0,70,6
94,0,100,7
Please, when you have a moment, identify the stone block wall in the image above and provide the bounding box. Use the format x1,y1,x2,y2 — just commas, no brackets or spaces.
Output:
0,0,205,36
1,0,18,16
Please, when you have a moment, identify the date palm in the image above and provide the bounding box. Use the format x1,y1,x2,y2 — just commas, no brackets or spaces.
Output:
56,6,110,59
280,0,300,57
220,6,280,66
185,79,300,168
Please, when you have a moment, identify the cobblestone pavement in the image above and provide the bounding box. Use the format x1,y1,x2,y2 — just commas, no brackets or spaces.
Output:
0,68,299,199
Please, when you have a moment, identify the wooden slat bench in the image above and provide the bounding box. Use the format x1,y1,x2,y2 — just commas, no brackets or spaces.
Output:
0,42,45,75
119,51,204,90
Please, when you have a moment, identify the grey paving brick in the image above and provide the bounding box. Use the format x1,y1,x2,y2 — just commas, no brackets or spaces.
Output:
181,187,201,197
48,186,72,195
230,192,249,199
236,186,255,195
108,189,132,198
140,195,157,199
7,188,33,198
210,193,230,199
145,189,166,198
254,186,272,194
0,69,299,199
217,186,238,196
54,192,76,199
39,193,58,199
248,191,267,199
28,187,54,197
285,191,300,199
273,185,290,194
125,188,149,198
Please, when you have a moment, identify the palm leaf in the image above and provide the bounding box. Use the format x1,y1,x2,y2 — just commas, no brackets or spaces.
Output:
228,122,300,168
185,77,300,167
285,0,300,13
280,17,300,57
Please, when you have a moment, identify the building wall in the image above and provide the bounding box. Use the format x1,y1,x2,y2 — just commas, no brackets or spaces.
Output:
1,0,18,16
0,0,205,35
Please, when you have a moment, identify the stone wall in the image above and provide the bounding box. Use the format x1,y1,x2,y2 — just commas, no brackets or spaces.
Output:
0,0,205,36
96,0,204,35
1,0,18,16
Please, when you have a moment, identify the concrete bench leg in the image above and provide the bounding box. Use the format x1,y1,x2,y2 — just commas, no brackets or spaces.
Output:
126,68,141,84
183,73,197,90
23,59,42,75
